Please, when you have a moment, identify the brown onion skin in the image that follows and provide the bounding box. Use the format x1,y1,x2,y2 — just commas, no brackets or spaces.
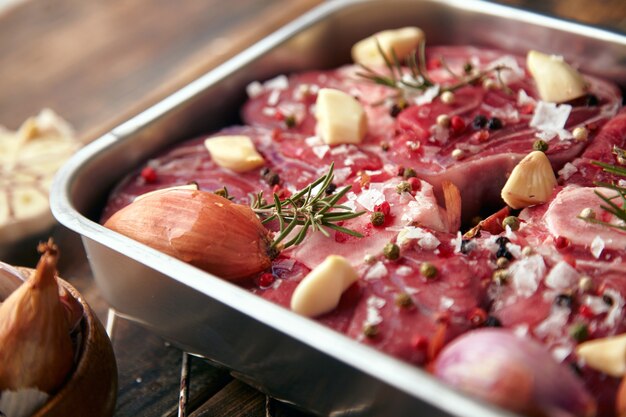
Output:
104,189,273,281
0,245,74,393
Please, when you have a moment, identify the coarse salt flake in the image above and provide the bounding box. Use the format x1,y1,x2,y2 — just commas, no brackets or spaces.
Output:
312,145,330,159
246,81,264,98
509,254,546,297
590,235,605,258
397,226,440,250
396,266,413,276
365,296,386,326
530,101,572,132
364,261,388,281
558,162,578,180
263,74,289,90
545,260,579,290
357,188,385,211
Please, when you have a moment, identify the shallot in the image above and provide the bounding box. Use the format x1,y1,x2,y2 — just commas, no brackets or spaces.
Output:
433,328,596,417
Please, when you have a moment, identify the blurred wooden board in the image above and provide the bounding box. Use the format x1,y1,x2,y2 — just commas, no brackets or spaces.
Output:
0,0,323,142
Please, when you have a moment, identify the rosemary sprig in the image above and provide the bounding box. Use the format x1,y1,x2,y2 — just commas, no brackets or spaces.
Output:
578,149,626,232
251,163,365,251
356,39,511,104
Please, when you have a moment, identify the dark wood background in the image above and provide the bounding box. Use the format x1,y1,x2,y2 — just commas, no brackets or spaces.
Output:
0,0,624,416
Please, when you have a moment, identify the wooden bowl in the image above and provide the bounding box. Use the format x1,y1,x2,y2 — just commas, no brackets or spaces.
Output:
1,266,117,417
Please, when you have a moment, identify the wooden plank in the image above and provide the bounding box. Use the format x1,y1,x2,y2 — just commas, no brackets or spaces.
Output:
0,0,323,142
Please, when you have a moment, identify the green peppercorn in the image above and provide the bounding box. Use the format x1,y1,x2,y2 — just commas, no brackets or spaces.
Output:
403,167,417,179
214,187,232,200
569,323,588,342
383,243,400,260
363,323,379,338
533,139,549,152
394,292,413,308
420,262,437,279
371,211,385,227
396,181,412,194
502,216,520,231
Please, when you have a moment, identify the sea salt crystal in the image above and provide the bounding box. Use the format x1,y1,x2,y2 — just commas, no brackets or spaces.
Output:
357,188,385,211
451,232,463,253
262,107,277,117
513,324,529,337
414,85,440,105
396,226,440,250
312,145,330,159
264,74,289,90
305,136,322,146
584,295,610,315
590,235,605,258
365,296,386,326
517,89,536,106
267,89,281,106
530,101,572,134
605,289,624,328
534,308,570,338
246,81,264,98
486,55,525,84
330,144,350,155
396,266,413,276
364,262,388,281
333,167,352,183
552,345,573,362
440,296,454,310
558,162,578,180
545,261,579,290
509,254,546,297
505,242,522,258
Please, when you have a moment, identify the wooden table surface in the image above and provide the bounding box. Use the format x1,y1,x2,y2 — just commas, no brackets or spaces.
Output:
0,0,624,416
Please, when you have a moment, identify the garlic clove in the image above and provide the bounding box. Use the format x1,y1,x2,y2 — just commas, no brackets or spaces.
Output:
105,189,273,281
501,151,557,209
290,255,359,317
134,182,199,202
527,50,588,103
204,135,265,173
315,88,367,145
576,333,626,377
0,240,74,394
351,27,425,67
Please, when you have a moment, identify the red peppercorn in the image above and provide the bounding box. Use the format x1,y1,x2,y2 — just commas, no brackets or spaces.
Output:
374,201,391,216
273,110,285,121
272,184,291,200
258,273,275,287
450,116,465,134
396,166,405,177
411,335,429,351
408,177,421,191
141,166,157,183
554,235,570,249
335,231,348,243
468,307,488,326
578,304,594,319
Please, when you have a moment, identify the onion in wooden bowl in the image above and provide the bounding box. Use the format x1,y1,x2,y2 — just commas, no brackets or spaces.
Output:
0,241,117,417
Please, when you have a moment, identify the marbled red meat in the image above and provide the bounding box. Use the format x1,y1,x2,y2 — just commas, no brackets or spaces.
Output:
103,43,626,416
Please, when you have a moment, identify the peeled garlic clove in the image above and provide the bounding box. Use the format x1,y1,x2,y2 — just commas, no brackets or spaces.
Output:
501,151,557,209
527,50,588,103
204,135,265,172
105,189,273,281
576,333,626,377
290,255,359,317
315,88,367,145
0,240,74,394
351,27,425,67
